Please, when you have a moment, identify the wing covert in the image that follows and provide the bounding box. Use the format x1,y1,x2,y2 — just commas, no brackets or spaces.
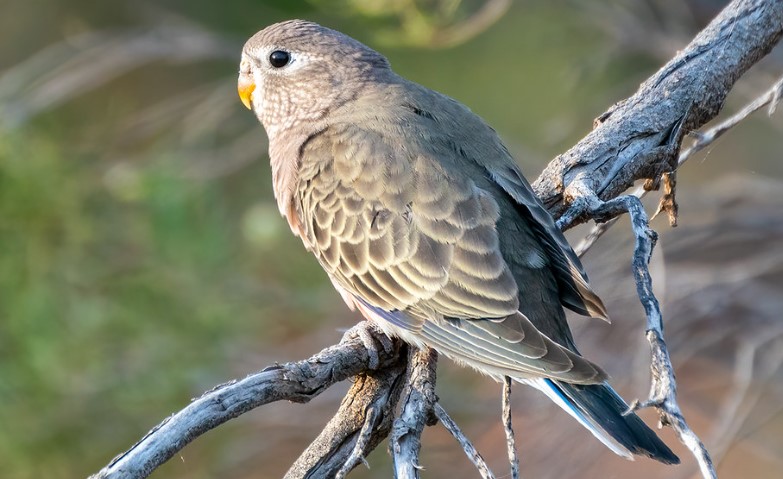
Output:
296,124,519,319
292,122,606,384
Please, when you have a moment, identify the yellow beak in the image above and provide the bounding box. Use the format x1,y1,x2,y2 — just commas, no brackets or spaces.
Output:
237,74,256,110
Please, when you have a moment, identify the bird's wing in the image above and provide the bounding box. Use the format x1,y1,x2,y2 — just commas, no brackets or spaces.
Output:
294,123,605,383
486,164,608,320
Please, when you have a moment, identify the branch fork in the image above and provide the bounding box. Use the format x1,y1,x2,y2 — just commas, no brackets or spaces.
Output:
558,181,716,478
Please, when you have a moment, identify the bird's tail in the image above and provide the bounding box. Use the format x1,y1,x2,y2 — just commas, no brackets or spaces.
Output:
526,378,680,464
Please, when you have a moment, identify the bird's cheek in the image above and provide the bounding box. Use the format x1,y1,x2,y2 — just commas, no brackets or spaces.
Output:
237,75,256,110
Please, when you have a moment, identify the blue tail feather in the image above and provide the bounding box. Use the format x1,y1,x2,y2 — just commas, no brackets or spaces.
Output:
537,379,680,464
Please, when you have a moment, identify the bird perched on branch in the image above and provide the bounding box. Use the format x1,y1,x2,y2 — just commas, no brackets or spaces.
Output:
238,19,679,465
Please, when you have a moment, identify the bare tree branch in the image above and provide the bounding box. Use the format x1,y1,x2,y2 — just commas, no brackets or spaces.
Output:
89,1,783,478
559,186,718,477
391,348,439,479
535,0,783,222
89,329,404,479
574,74,783,257
546,3,783,477
285,336,407,479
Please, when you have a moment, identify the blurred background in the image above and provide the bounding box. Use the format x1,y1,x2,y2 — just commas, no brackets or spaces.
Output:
1,1,782,478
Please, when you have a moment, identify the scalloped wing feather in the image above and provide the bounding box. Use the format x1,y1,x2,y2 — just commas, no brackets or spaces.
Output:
294,123,606,384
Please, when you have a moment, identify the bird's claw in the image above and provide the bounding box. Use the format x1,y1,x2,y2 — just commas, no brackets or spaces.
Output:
342,321,392,369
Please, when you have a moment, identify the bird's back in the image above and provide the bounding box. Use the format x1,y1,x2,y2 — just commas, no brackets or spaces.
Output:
328,79,605,350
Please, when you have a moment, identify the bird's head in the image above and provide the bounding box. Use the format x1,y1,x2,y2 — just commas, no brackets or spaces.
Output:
238,20,392,136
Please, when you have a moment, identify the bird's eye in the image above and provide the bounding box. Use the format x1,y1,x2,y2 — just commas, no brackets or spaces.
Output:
269,50,291,68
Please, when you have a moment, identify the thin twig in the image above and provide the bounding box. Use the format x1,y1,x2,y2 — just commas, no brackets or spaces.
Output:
334,405,380,478
710,331,783,466
0,25,236,128
434,403,496,479
432,0,512,47
502,377,520,479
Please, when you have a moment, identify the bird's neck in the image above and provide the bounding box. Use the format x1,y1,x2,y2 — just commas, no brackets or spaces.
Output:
266,124,325,237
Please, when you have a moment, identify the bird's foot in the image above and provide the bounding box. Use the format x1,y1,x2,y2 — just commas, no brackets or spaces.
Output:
342,321,394,369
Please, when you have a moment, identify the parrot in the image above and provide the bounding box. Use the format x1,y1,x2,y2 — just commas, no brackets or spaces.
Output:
237,19,679,465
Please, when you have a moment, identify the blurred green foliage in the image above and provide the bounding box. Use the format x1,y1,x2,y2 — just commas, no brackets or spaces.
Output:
0,128,227,476
1,1,781,478
0,122,345,476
